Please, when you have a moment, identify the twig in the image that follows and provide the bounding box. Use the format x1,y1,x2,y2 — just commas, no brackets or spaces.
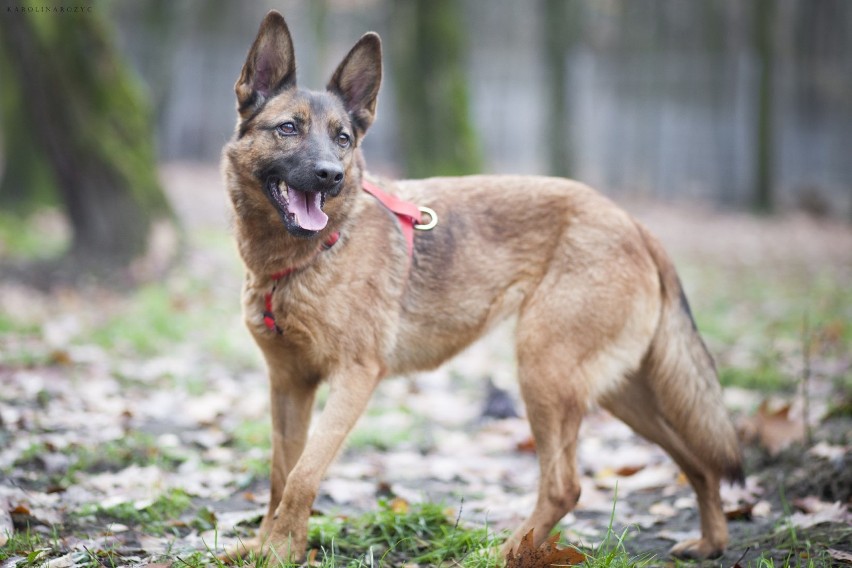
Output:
731,546,750,567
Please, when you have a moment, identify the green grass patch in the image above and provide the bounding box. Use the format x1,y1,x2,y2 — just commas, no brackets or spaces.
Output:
88,283,195,356
82,274,256,368
680,262,851,393
0,209,68,260
303,501,505,567
719,364,793,392
79,488,193,536
0,528,53,562
11,432,185,488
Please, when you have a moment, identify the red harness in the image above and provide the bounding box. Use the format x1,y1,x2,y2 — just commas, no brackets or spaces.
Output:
262,180,424,334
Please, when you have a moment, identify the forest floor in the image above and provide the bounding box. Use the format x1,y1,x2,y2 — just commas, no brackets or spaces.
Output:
1,163,850,567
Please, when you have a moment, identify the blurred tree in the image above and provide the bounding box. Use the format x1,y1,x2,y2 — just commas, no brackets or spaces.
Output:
0,9,174,265
390,0,482,178
753,0,775,212
542,0,578,178
0,52,56,212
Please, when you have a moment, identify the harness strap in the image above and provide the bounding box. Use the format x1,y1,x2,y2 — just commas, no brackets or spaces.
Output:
263,180,426,334
263,231,340,333
361,179,422,256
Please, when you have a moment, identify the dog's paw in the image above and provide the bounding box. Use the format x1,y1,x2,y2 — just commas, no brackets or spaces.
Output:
219,537,268,564
669,538,724,560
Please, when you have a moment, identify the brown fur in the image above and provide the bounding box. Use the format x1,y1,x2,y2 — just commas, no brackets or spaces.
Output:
222,11,743,562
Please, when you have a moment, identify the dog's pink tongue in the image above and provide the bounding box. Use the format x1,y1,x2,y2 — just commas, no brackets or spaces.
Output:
288,186,328,231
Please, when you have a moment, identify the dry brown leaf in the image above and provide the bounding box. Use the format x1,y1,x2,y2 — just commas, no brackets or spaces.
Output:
614,465,644,477
10,504,31,515
505,528,585,567
49,349,74,366
516,436,537,453
724,502,754,521
389,497,409,514
755,400,805,456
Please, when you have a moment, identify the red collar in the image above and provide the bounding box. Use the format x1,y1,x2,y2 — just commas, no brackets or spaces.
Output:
262,180,425,334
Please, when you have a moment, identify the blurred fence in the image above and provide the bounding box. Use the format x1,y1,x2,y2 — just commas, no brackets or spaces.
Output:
94,0,852,216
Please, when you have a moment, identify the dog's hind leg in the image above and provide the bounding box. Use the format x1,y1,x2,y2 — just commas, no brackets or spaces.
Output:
600,376,728,559
501,357,585,557
500,297,601,556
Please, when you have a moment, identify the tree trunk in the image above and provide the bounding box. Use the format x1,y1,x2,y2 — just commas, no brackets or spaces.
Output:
753,0,775,212
0,51,57,213
0,8,174,264
390,0,482,178
542,0,577,178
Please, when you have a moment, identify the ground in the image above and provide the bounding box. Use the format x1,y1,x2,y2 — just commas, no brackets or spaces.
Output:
0,163,850,567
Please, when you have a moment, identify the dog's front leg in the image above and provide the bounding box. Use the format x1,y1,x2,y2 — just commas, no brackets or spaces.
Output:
260,379,318,536
264,362,383,561
225,373,318,562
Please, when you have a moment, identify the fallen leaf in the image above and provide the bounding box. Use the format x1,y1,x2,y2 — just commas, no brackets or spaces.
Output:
648,501,677,519
752,500,772,518
389,497,409,514
10,504,31,515
505,529,585,567
793,496,845,515
48,349,73,366
594,464,678,492
828,548,852,563
788,501,849,529
724,502,753,520
754,400,805,456
516,436,536,453
808,441,847,461
614,465,644,477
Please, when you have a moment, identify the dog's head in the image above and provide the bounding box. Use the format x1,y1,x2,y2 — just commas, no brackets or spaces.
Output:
227,11,381,238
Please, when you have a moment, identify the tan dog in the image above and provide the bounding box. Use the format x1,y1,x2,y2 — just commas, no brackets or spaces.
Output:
222,10,743,562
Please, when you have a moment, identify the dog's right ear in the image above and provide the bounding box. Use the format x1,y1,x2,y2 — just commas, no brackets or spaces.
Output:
235,10,296,117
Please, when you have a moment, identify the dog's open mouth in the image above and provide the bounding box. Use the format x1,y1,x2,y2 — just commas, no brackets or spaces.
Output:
266,177,328,232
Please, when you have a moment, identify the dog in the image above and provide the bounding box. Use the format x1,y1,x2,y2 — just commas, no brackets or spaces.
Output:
221,10,743,562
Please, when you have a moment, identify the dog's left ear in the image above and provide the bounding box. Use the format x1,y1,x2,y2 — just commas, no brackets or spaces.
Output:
327,33,382,138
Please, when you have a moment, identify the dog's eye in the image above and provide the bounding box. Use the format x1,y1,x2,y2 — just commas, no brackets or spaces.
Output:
336,133,351,148
276,122,297,136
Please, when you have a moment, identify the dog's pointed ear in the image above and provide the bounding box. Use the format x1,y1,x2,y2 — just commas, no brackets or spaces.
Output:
327,32,382,137
235,11,296,117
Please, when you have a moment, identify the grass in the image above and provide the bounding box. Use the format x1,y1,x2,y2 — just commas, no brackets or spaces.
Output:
9,433,186,489
0,209,68,260
680,260,851,393
3,211,850,567
301,500,504,567
6,489,847,567
74,488,194,537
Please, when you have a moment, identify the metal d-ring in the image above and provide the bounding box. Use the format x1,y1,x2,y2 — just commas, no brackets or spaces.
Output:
414,206,438,230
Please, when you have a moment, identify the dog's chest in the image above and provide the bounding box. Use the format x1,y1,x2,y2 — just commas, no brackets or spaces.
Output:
243,277,342,349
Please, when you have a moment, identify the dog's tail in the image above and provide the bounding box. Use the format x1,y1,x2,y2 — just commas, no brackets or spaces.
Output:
637,223,744,484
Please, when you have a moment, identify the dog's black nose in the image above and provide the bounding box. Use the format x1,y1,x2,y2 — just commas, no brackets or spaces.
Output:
315,162,344,187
